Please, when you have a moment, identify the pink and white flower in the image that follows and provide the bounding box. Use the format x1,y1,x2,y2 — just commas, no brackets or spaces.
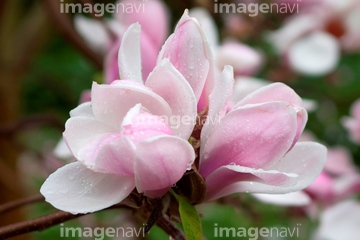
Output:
198,67,327,201
41,22,198,214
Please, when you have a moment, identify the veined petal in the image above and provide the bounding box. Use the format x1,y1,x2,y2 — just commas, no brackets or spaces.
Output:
145,59,197,139
91,81,171,129
118,23,143,83
200,101,298,177
134,136,195,198
40,162,135,214
158,10,213,105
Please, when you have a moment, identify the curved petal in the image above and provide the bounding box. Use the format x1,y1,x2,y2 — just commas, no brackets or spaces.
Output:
145,59,197,139
69,102,94,118
54,138,72,159
115,0,169,49
94,137,135,176
40,162,135,214
200,101,298,177
91,81,171,129
231,77,270,104
134,136,195,198
252,191,311,206
200,66,234,162
158,10,213,106
105,39,121,84
287,31,340,76
189,8,219,51
63,117,114,162
234,82,303,108
205,142,326,200
118,23,143,83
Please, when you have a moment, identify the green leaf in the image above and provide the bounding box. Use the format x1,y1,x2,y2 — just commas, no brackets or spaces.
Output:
170,190,203,240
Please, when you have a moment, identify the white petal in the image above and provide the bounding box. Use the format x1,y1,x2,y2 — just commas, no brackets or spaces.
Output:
74,15,111,53
118,23,143,83
252,191,311,206
288,31,340,76
314,200,360,240
40,162,135,214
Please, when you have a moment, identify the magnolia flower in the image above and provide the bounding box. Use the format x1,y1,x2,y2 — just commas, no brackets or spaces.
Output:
198,67,327,201
41,23,198,214
189,8,263,77
342,99,360,144
267,0,360,76
75,0,169,82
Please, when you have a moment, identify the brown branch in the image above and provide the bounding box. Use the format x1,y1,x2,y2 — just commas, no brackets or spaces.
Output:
156,215,186,240
0,195,44,215
39,0,103,69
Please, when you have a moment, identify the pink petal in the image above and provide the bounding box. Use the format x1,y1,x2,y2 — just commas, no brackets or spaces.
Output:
145,59,197,139
118,23,143,83
91,81,171,129
200,66,234,162
158,10,214,106
205,142,326,200
134,136,195,198
234,82,303,108
122,104,173,145
115,0,169,49
40,162,135,214
200,101,298,177
105,39,121,84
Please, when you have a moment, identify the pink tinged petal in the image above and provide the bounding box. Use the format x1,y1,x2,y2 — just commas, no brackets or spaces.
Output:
158,10,213,105
145,59,197,139
118,23,143,83
122,104,173,145
205,142,326,200
306,173,335,202
40,162,135,214
69,102,94,118
74,15,112,53
235,82,303,108
205,165,298,201
79,90,91,103
325,147,356,175
314,200,360,240
216,40,263,76
200,101,298,177
200,66,234,162
287,31,340,76
91,81,171,129
94,137,135,176
134,136,195,198
115,0,169,49
189,8,219,52
252,191,311,207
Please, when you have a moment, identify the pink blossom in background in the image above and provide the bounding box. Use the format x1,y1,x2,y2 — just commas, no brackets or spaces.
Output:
41,23,198,214
267,0,360,76
198,66,326,200
74,0,169,82
342,99,360,144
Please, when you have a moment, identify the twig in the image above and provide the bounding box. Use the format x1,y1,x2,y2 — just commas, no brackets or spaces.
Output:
0,195,44,215
156,215,186,240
